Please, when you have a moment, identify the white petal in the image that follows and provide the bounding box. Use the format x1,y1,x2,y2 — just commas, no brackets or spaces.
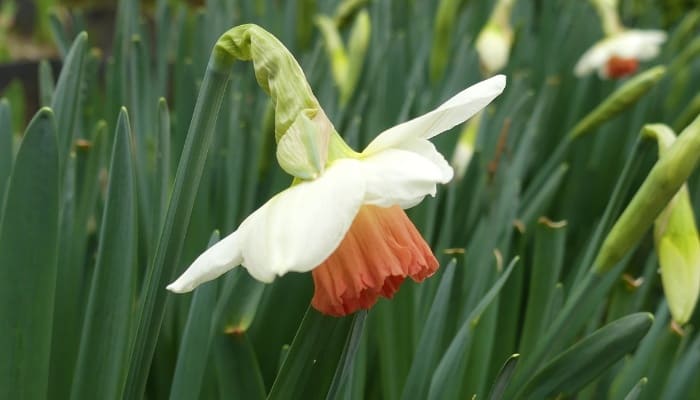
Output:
363,75,506,154
167,231,243,293
574,29,667,77
238,158,365,279
360,142,452,209
400,139,454,182
574,42,612,77
167,159,365,291
619,30,667,60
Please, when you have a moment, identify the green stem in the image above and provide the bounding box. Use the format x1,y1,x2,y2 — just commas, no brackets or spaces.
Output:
121,55,232,399
590,0,623,36
492,0,516,26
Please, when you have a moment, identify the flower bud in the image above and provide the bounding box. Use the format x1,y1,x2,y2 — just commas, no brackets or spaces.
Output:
643,124,700,324
593,114,700,273
475,0,515,76
475,24,512,75
570,66,666,139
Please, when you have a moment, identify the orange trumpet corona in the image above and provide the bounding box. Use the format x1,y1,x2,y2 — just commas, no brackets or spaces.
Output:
311,205,439,316
606,56,639,79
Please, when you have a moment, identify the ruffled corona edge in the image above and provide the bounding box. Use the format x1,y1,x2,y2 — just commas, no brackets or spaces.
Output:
311,205,439,316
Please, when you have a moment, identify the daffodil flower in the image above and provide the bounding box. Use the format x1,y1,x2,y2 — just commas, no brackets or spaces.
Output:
575,0,665,79
166,24,506,316
574,30,667,79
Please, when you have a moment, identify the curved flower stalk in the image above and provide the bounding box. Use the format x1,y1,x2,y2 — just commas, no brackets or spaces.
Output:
645,124,700,325
574,0,666,79
166,24,506,316
475,0,516,75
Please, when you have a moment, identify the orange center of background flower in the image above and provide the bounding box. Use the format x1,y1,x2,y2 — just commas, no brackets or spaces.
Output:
311,205,439,317
606,56,639,79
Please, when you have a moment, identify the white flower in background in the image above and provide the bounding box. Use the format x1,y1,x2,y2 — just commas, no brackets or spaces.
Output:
476,26,512,75
574,30,667,79
167,45,506,316
575,0,666,79
475,0,516,75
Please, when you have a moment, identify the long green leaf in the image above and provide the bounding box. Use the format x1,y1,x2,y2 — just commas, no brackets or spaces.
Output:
487,354,520,400
71,108,137,400
519,164,569,226
636,323,681,400
169,232,220,400
267,308,362,400
48,11,70,56
38,60,55,107
609,303,670,398
625,378,648,400
0,99,12,200
49,35,102,391
0,108,59,399
326,309,369,400
519,219,566,354
49,152,79,399
463,293,500,397
610,304,681,400
129,36,155,253
400,260,457,400
660,334,700,399
51,31,87,168
122,57,232,398
428,257,519,399
214,332,266,400
213,268,265,335
504,137,651,396
70,121,108,273
155,98,172,231
520,313,654,399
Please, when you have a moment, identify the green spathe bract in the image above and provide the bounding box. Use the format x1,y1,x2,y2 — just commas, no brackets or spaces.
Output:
213,24,351,180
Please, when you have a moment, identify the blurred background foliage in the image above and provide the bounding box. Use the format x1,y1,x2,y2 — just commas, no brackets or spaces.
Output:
1,0,700,399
